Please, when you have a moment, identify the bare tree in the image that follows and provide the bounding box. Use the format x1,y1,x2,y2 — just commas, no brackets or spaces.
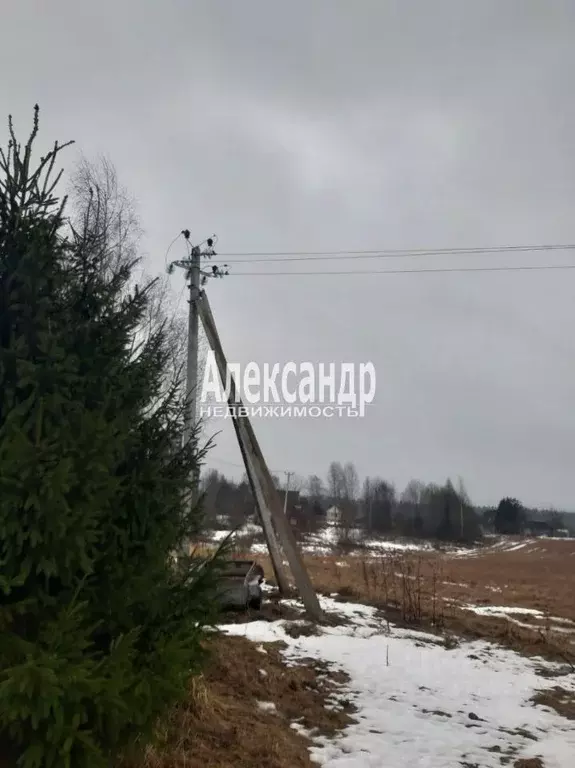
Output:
289,473,305,493
363,476,395,533
69,155,141,269
456,476,471,506
342,461,359,502
327,461,345,504
307,474,325,502
327,461,359,545
397,479,427,535
401,479,426,505
397,478,481,542
362,476,373,531
68,156,214,440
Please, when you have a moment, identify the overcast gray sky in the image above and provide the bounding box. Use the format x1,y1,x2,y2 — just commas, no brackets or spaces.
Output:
3,0,575,509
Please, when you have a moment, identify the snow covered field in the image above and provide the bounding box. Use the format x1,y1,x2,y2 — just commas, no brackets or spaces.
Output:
205,525,574,562
205,522,439,556
220,596,575,768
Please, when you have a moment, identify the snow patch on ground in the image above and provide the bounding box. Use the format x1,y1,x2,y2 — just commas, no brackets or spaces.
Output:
204,522,262,543
308,525,436,554
219,595,575,767
208,529,232,542
505,541,531,552
466,605,547,617
461,604,575,636
207,522,442,556
363,538,433,552
449,538,538,559
249,542,271,555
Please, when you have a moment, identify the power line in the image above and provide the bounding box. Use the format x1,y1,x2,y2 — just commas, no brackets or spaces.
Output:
207,457,246,470
163,232,183,269
218,243,575,263
225,263,575,277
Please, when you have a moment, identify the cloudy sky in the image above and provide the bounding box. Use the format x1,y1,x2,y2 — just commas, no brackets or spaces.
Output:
3,0,575,509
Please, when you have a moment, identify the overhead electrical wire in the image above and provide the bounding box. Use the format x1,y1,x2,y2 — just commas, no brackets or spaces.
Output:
164,235,575,279
207,456,297,476
217,243,575,263
163,232,183,269
226,263,575,277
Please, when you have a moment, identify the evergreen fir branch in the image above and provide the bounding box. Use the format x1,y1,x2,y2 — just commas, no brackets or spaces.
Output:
0,108,220,767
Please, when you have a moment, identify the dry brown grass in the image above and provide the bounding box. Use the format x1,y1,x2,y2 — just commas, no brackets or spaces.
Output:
124,633,353,768
245,537,575,663
440,539,575,620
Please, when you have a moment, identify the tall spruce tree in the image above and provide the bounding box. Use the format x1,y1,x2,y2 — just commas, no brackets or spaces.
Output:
0,108,221,767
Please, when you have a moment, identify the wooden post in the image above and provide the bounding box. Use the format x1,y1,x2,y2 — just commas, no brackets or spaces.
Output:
198,292,323,621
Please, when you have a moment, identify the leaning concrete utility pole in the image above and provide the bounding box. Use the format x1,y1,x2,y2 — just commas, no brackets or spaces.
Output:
198,291,323,621
193,290,289,593
214,364,291,594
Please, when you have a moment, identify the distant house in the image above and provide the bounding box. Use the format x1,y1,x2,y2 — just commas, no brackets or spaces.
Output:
273,490,324,531
554,528,570,538
326,505,343,525
524,518,572,537
524,520,554,537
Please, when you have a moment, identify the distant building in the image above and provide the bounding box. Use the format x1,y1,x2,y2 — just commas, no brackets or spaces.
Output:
325,505,343,525
554,528,570,538
273,490,324,530
282,489,301,525
524,520,554,537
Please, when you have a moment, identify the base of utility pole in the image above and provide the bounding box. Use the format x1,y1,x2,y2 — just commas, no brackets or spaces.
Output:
230,412,291,595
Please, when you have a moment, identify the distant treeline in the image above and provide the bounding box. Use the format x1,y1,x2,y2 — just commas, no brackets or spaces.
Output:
201,463,574,544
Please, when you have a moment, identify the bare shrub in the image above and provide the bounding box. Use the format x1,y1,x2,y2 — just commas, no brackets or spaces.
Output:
356,551,446,626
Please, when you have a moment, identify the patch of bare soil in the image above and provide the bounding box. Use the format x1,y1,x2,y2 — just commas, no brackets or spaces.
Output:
125,633,354,768
220,595,303,625
283,622,323,639
221,590,351,633
531,686,575,720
